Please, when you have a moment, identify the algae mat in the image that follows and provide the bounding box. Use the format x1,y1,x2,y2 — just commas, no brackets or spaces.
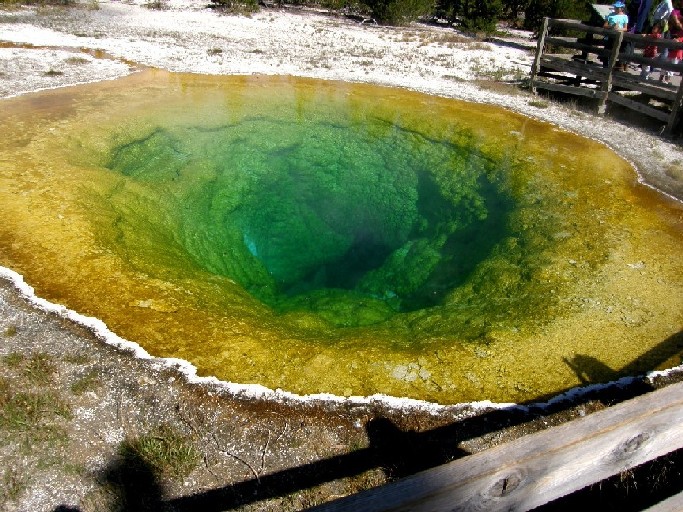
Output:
1,70,682,404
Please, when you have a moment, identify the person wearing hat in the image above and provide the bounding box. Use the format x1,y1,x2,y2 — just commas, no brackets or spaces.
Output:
605,1,630,30
602,1,630,70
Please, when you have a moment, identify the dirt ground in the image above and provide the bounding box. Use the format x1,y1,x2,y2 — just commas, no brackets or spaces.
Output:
1,2,683,511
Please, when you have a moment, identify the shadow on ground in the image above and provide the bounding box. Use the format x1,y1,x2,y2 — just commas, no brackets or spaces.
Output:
53,331,683,512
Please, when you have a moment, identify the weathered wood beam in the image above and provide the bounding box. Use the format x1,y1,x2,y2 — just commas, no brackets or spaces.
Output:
547,19,615,37
544,37,609,55
534,81,607,99
611,76,678,101
529,17,549,95
666,80,683,135
311,381,683,512
538,56,609,79
608,92,671,122
618,52,683,73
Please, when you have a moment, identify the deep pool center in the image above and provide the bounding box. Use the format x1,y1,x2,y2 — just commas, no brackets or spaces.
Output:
0,70,682,404
104,111,514,326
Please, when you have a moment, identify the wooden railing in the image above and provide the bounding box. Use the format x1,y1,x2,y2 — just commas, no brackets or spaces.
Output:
310,380,683,511
530,17,683,134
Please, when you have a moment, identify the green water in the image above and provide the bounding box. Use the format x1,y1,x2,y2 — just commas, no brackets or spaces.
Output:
1,71,681,403
106,117,513,326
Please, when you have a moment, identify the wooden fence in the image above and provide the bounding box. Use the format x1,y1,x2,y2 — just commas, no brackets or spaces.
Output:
310,380,683,511
530,17,683,134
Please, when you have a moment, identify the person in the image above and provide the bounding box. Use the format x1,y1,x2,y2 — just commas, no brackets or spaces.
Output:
663,5,683,82
603,2,630,70
631,0,656,34
649,0,674,33
605,1,630,31
640,21,665,79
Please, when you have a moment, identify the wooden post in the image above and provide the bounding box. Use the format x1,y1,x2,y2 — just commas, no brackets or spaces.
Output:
530,17,550,94
665,79,683,135
311,381,683,512
598,29,623,114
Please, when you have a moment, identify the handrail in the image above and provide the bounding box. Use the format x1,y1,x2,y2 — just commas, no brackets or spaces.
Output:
530,17,683,134
310,381,683,511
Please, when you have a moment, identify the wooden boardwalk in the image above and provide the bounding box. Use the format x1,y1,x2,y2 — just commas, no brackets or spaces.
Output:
530,17,683,135
310,380,683,511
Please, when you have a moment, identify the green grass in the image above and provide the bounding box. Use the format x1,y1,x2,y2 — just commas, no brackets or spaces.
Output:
0,353,71,450
144,0,167,10
23,352,57,385
0,377,10,406
119,424,200,479
64,56,90,65
2,352,24,367
64,353,91,365
0,468,27,506
0,390,71,431
528,99,549,109
71,369,102,395
3,325,17,337
474,80,523,96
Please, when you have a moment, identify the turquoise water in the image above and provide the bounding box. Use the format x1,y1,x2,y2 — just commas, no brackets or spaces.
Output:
106,114,513,326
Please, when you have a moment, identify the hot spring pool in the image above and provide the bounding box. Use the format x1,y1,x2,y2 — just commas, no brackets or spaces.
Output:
1,70,681,404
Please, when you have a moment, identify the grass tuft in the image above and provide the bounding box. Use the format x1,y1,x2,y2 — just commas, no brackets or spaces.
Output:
0,468,27,506
2,352,24,367
0,391,71,431
119,424,200,479
64,353,91,365
23,352,57,385
71,369,102,395
528,100,549,109
64,56,90,65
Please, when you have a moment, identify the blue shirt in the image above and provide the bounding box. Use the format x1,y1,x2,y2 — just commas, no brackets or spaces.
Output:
606,12,629,30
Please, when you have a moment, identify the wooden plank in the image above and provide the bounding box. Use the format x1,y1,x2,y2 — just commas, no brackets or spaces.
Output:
539,56,609,79
622,31,683,51
608,92,671,122
644,491,683,512
311,381,683,512
598,30,622,113
544,36,579,44
618,52,683,74
665,80,683,135
530,17,549,94
534,81,607,99
611,76,678,101
548,19,614,36
544,36,607,55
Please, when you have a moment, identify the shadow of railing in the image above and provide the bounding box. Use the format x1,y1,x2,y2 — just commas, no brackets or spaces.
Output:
167,414,476,510
563,330,683,387
164,331,681,511
59,331,680,512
